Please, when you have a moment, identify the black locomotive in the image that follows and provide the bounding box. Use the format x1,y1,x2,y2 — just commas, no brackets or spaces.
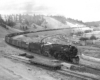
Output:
28,42,79,63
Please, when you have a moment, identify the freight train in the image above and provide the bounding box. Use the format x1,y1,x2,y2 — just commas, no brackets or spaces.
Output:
5,30,79,68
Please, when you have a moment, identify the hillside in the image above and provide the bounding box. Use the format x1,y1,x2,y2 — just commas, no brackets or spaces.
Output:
0,26,8,38
14,22,44,31
0,14,94,33
0,25,24,38
11,15,69,31
66,18,85,25
51,15,67,24
12,15,93,33
28,23,45,31
41,16,69,29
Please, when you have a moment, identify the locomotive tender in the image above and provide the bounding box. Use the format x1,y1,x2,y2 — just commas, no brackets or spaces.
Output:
5,30,79,64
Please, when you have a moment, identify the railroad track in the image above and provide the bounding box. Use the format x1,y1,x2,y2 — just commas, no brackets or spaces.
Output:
2,53,99,80
4,28,100,80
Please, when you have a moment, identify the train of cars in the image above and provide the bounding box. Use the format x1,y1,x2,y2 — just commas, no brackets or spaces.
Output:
5,30,79,69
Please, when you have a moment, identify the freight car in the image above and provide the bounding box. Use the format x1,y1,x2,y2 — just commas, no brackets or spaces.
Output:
5,30,79,64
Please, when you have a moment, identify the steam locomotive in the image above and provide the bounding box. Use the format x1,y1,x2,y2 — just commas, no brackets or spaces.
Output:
28,42,79,63
5,31,79,64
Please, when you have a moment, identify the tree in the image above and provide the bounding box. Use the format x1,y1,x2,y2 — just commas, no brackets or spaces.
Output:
79,37,89,45
0,14,8,29
90,35,97,40
0,15,5,23
84,30,91,33
6,19,16,27
75,31,83,36
80,37,89,41
6,16,16,27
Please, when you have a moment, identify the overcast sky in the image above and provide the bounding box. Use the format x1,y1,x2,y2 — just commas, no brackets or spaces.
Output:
0,0,100,22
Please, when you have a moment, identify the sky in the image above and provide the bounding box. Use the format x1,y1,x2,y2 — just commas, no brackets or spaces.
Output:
0,0,100,22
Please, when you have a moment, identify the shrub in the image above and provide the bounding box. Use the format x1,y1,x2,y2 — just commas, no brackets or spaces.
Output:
90,35,97,40
75,31,83,36
84,30,91,33
80,37,89,41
